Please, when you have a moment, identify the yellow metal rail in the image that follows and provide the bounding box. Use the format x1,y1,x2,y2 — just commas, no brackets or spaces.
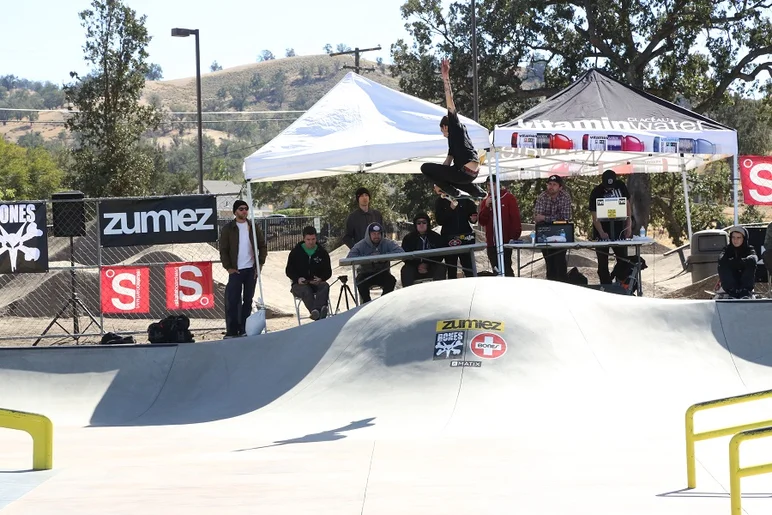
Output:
729,426,772,515
0,408,53,470
685,388,772,488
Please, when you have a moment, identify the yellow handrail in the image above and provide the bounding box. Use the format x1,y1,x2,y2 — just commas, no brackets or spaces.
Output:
729,426,772,515
0,408,53,470
685,388,772,488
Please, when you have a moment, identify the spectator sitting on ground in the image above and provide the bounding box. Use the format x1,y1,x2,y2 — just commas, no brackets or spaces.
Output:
400,212,447,287
717,225,758,299
346,222,404,303
343,187,383,249
285,226,332,320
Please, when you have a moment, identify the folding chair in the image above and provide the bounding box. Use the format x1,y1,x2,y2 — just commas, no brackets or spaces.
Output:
293,295,333,326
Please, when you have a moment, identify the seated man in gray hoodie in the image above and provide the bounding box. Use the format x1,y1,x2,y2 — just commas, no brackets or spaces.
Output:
346,222,404,303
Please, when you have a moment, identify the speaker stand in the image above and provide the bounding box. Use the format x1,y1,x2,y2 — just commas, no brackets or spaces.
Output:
33,236,103,346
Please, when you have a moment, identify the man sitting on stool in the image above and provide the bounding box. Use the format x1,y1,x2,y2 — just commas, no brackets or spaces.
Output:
401,212,447,287
346,222,404,303
285,226,332,320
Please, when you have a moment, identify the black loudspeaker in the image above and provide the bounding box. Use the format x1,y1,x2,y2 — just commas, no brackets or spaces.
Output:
52,190,86,237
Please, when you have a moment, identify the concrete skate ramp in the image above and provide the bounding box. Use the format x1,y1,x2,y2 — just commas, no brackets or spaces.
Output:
4,278,772,514
2,278,772,430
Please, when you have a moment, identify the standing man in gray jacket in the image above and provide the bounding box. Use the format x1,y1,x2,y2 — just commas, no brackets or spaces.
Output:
343,187,384,248
346,222,404,303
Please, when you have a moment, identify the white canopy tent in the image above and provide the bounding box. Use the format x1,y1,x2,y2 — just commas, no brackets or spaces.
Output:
241,72,492,323
480,69,740,276
243,72,490,181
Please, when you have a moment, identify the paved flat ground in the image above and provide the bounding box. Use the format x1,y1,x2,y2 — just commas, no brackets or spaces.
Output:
2,277,772,514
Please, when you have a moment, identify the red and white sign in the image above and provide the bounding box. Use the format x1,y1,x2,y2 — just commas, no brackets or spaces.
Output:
100,266,150,314
164,262,214,310
740,156,772,205
469,332,508,359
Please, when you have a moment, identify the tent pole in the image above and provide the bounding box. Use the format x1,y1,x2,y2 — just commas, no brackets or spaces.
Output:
733,155,740,225
245,182,267,333
493,151,505,276
681,164,693,243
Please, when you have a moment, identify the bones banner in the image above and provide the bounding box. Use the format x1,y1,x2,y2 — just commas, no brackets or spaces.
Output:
740,156,772,205
99,195,218,247
100,266,150,314
164,262,214,310
0,202,48,274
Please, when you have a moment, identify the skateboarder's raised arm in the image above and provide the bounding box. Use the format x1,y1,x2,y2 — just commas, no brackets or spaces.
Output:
441,58,456,114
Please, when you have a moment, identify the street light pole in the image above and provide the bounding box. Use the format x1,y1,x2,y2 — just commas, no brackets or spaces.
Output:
471,0,479,122
172,27,204,194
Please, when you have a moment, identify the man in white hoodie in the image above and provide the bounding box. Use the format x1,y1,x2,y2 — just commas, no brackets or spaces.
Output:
346,222,404,303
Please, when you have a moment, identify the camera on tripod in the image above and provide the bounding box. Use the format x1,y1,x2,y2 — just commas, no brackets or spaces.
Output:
338,275,348,284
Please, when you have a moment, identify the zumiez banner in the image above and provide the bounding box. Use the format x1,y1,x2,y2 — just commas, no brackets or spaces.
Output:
99,195,218,247
0,201,48,274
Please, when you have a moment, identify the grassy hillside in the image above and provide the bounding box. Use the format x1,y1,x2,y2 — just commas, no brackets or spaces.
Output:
142,54,400,112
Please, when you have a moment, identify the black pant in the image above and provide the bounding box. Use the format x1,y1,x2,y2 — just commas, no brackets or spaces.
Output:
420,162,485,198
718,263,756,296
356,270,397,302
487,246,514,277
225,267,256,335
291,282,330,313
542,249,567,281
445,249,474,279
763,249,772,275
596,245,629,284
401,262,446,286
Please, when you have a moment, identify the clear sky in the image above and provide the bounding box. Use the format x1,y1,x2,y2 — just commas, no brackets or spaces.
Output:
0,0,421,84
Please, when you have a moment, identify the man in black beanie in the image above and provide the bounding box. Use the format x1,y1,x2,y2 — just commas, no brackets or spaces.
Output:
219,199,267,337
589,169,632,284
343,186,384,248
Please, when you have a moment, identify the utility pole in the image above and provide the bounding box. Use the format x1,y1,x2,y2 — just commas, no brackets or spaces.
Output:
471,0,479,122
329,45,382,74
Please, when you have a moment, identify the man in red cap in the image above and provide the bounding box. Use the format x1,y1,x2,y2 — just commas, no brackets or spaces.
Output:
534,175,571,281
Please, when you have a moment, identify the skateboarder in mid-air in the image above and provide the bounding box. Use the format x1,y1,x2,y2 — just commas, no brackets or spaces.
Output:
420,58,486,201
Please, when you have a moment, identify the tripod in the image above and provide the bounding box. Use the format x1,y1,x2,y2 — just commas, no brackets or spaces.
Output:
331,275,358,314
34,236,103,346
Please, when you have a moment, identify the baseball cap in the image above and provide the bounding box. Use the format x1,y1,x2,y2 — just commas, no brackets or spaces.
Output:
369,223,382,233
547,174,563,186
602,169,616,186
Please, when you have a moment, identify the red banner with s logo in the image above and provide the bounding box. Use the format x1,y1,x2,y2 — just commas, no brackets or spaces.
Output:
164,262,214,310
101,266,150,314
740,156,772,205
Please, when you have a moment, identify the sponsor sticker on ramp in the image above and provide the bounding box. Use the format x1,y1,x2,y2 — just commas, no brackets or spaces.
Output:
469,332,508,359
435,319,504,332
450,360,482,368
434,330,464,360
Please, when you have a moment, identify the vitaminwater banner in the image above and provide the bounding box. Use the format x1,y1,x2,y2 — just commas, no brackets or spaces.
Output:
492,69,738,160
0,202,48,274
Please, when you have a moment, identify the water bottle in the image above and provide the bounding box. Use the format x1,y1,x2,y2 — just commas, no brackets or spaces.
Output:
530,231,535,244
559,229,566,240
639,226,646,238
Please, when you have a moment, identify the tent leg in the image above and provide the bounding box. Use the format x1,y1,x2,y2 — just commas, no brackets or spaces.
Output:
492,152,505,276
733,156,740,225
245,183,267,333
681,165,693,243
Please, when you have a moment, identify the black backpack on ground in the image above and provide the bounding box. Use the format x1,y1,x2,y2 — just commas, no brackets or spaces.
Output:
99,332,137,345
147,315,195,344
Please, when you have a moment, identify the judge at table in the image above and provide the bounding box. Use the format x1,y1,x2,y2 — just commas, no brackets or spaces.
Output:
346,222,404,303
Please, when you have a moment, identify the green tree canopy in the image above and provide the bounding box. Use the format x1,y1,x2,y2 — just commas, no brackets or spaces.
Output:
0,138,64,200
63,0,161,197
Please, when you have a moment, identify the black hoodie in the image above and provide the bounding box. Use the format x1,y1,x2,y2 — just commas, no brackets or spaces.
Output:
285,241,332,285
401,212,447,265
718,225,758,271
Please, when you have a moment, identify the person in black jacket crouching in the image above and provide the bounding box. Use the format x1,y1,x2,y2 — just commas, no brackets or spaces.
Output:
400,212,447,287
717,225,758,299
285,226,333,320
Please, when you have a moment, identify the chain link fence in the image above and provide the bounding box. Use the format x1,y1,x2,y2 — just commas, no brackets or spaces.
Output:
0,194,342,346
